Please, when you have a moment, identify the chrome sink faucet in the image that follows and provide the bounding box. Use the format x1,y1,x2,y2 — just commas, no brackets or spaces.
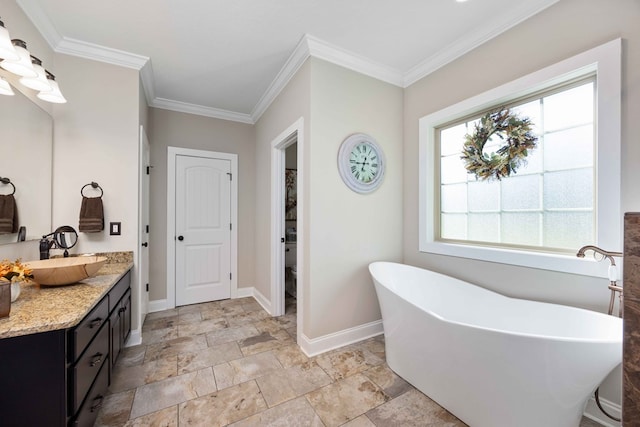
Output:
576,245,624,317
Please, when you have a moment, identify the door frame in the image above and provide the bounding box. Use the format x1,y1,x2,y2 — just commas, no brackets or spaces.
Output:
167,147,238,309
271,118,304,336
137,125,150,325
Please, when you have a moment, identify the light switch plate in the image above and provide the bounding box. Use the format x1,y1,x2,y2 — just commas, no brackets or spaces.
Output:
110,222,121,235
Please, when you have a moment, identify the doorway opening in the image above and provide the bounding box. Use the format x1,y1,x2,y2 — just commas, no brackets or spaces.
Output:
271,117,303,346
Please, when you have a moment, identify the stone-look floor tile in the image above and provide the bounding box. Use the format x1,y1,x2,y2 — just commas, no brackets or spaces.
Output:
142,326,178,345
229,396,324,427
257,360,333,407
254,316,296,334
286,326,297,340
350,336,386,360
225,309,271,327
365,388,464,427
110,355,178,393
142,316,177,332
314,346,384,381
341,415,376,427
177,341,243,374
273,343,309,368
363,364,412,398
145,309,178,321
238,329,293,356
306,373,389,427
94,389,135,427
179,380,268,427
144,334,208,363
201,304,246,320
117,345,146,368
240,299,263,313
178,316,228,337
213,351,283,390
206,324,260,347
124,406,178,427
178,311,202,324
130,367,217,419
177,304,202,315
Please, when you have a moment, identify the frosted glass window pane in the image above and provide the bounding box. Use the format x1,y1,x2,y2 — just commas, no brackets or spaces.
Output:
512,100,541,135
517,140,543,174
544,125,594,171
468,213,500,242
441,214,467,240
502,175,541,210
441,154,468,184
544,169,593,209
441,123,468,156
502,212,541,246
544,83,594,132
468,180,500,212
441,183,467,212
543,211,594,249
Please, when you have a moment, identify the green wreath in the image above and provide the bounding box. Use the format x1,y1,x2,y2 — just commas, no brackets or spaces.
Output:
460,108,538,181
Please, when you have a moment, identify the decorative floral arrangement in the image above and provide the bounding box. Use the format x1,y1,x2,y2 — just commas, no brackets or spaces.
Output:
460,108,538,181
0,258,33,283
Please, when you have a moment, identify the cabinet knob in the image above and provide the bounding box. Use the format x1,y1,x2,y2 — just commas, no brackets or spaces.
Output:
141,242,148,247
89,318,102,329
178,235,184,241
90,353,103,367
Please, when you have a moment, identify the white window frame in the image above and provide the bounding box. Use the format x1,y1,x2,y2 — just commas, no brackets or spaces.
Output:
418,39,621,278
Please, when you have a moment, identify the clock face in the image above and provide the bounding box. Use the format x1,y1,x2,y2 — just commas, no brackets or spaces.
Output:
349,142,380,183
338,133,385,194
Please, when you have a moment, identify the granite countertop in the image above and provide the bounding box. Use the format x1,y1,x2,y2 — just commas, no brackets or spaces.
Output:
0,251,133,339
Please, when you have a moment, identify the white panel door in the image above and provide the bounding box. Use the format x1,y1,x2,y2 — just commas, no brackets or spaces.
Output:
138,126,150,322
175,155,231,306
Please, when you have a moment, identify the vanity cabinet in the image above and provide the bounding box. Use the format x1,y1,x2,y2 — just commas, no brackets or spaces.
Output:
0,269,131,427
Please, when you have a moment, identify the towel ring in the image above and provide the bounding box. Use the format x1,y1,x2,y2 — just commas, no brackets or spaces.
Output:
0,177,15,196
81,181,103,198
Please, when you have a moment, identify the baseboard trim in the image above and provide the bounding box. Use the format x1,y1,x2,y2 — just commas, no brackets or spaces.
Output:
299,319,384,357
252,287,273,314
148,299,168,313
235,287,254,298
583,396,621,427
125,328,142,347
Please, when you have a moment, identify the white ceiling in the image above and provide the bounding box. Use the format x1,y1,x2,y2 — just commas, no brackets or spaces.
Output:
17,0,559,123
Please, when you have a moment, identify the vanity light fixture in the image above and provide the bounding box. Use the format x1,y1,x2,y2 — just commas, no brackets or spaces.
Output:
36,71,67,104
0,19,19,61
19,56,52,92
0,39,37,78
0,76,14,96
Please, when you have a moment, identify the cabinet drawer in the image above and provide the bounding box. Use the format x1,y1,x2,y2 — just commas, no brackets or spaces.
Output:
71,359,109,427
71,295,109,361
109,271,131,313
71,322,109,414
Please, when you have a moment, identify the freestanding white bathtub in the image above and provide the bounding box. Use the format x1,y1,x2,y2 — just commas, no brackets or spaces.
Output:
369,262,622,427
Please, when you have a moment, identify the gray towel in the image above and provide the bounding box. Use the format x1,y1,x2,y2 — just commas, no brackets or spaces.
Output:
0,194,18,234
79,196,104,232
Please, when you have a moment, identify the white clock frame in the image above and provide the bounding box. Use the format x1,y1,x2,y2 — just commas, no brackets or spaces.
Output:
337,133,385,194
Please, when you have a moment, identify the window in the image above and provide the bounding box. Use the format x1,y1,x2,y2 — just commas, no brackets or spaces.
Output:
419,39,621,277
437,78,595,253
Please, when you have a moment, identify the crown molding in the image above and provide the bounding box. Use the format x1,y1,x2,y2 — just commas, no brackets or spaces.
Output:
250,34,312,123
404,0,560,86
151,98,254,124
16,0,62,48
250,34,404,123
305,35,404,87
56,37,149,70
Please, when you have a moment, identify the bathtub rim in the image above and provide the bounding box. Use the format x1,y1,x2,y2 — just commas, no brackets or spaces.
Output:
369,261,623,345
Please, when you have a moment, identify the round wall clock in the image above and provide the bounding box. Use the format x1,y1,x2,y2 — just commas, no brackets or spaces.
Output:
337,133,385,194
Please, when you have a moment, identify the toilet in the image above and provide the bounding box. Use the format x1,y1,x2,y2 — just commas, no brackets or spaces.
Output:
285,242,297,297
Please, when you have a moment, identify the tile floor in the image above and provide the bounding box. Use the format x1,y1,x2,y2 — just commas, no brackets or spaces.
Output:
95,296,602,427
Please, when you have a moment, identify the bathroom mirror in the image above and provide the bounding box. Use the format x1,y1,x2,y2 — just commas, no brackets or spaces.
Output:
0,78,53,245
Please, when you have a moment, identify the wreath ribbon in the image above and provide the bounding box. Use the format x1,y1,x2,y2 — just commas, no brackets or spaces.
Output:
460,108,538,181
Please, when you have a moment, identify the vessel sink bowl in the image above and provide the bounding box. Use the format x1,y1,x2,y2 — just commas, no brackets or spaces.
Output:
26,256,107,286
